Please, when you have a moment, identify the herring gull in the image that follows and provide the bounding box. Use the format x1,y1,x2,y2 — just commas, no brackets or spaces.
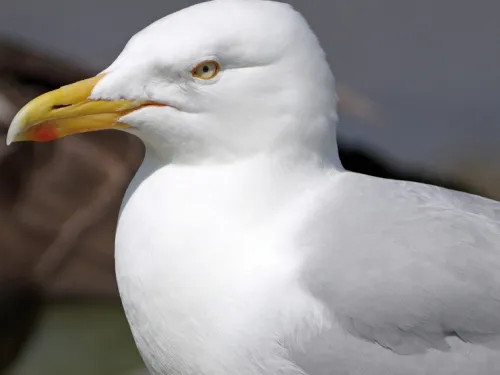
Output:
7,0,500,374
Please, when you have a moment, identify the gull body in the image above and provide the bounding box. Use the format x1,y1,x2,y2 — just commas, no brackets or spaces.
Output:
118,147,500,375
7,1,500,374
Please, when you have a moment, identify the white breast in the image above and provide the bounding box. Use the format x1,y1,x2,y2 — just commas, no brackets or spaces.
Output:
114,154,329,375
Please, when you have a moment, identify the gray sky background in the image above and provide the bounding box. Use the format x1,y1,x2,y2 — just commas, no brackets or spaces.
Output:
1,0,499,175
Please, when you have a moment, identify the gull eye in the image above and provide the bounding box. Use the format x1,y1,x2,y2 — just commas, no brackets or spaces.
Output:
192,61,220,80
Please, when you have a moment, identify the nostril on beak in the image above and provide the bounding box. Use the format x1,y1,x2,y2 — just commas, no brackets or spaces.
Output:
51,104,71,110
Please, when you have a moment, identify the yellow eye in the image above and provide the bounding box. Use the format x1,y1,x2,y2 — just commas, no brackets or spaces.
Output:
192,61,220,80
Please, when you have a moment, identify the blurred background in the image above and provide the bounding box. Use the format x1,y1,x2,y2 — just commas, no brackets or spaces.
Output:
0,0,499,374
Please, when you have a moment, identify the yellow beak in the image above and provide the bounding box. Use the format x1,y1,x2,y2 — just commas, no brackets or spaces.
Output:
6,74,161,145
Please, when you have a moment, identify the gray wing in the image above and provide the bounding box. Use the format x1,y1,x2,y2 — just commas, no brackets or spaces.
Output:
293,171,500,375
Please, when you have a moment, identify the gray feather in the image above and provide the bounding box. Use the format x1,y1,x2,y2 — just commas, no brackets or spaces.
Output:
292,172,500,374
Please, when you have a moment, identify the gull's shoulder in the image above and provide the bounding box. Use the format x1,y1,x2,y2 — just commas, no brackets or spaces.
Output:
330,170,500,220
295,170,500,363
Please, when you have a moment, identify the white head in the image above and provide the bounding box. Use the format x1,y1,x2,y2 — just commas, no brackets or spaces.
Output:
8,0,339,165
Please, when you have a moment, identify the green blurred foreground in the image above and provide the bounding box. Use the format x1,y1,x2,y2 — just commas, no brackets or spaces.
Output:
8,302,143,375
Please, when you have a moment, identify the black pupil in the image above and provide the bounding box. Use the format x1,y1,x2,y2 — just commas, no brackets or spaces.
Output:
202,65,210,73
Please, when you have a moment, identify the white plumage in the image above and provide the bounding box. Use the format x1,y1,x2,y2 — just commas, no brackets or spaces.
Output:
46,0,500,373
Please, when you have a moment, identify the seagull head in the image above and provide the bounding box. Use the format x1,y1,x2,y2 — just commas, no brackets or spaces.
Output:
7,0,338,163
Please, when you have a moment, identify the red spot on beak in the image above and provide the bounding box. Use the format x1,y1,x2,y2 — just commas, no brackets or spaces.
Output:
30,123,59,142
